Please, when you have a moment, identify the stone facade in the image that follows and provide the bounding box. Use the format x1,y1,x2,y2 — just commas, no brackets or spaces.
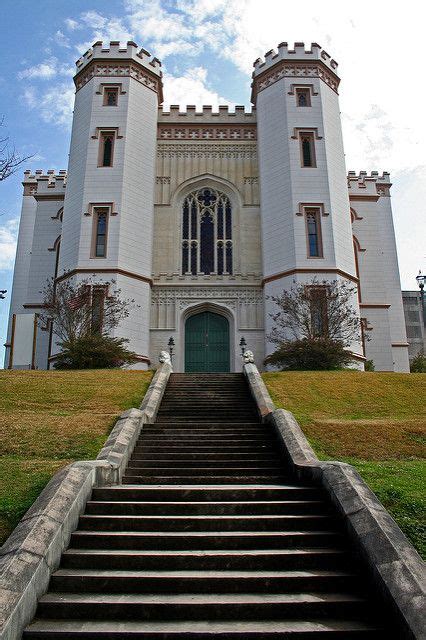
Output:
402,291,425,360
5,41,409,372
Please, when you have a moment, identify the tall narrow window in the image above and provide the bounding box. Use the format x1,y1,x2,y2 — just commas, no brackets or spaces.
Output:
91,287,105,334
181,188,233,276
103,87,118,106
93,208,108,257
296,88,311,107
300,133,316,167
309,287,328,337
99,133,114,167
305,208,322,257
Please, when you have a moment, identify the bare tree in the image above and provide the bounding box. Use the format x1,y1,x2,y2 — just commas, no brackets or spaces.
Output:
39,276,137,343
0,117,33,182
268,278,362,347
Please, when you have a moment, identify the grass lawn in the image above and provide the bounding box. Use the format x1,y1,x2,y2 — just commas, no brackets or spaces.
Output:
0,369,153,545
263,371,426,557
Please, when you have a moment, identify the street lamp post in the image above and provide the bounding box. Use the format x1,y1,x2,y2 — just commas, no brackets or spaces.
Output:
415,272,425,329
239,337,247,356
168,337,175,363
0,290,7,300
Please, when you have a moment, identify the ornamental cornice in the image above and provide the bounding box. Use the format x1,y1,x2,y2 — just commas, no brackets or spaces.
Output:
157,124,257,141
74,60,163,103
151,286,263,305
251,60,340,102
157,143,257,159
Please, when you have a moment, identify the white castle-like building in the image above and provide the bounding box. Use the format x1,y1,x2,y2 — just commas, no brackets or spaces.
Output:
5,41,410,372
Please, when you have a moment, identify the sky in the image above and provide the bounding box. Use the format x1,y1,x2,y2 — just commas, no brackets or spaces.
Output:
0,0,425,365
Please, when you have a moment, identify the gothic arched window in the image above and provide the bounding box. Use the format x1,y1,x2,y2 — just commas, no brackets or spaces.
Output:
181,188,233,275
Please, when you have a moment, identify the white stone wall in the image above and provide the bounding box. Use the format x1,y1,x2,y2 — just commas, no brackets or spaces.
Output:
4,194,37,368
350,173,409,372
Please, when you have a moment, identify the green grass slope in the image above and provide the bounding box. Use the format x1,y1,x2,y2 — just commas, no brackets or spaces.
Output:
0,369,153,545
263,371,426,557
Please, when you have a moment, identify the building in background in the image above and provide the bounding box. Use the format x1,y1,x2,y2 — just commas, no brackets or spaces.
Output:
4,41,410,372
402,291,425,360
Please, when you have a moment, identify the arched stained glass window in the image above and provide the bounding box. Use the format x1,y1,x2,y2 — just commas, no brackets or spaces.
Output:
181,188,233,276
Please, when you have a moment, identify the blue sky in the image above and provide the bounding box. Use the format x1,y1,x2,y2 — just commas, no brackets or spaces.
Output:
1,0,425,365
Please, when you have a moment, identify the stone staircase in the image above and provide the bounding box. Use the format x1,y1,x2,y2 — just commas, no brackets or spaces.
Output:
24,373,390,638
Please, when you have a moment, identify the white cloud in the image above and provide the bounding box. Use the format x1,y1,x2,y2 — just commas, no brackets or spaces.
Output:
0,219,19,271
19,58,57,80
65,18,80,30
163,67,231,109
23,82,74,127
53,30,71,49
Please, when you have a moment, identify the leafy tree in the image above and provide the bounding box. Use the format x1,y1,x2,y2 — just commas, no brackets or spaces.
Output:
40,276,135,343
266,279,363,370
53,334,138,369
410,352,426,373
39,276,139,369
0,117,32,182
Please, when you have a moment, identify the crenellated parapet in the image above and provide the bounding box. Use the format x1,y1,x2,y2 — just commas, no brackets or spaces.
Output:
348,171,392,200
74,41,163,103
158,105,256,141
251,42,340,103
22,169,67,199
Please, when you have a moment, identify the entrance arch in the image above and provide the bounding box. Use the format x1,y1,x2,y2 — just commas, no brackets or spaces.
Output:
185,311,230,372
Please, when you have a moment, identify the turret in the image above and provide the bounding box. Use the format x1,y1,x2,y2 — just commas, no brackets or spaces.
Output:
57,41,163,368
253,42,363,364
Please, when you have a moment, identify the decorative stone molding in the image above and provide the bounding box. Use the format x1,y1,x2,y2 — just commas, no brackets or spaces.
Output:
251,60,340,102
150,286,264,331
158,124,257,141
157,143,257,160
74,61,163,102
291,127,323,140
296,202,329,217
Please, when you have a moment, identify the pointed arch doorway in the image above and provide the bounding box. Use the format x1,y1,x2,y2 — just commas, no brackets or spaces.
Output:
185,311,230,372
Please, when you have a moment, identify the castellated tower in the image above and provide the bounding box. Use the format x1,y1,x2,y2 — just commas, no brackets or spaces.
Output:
252,43,364,363
57,41,163,368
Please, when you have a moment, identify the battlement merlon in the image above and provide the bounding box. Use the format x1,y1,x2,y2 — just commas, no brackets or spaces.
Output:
23,169,67,198
253,42,338,76
158,105,256,124
347,171,392,199
75,41,162,76
74,41,163,103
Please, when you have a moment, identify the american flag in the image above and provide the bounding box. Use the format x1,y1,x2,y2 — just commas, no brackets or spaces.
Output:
66,287,90,311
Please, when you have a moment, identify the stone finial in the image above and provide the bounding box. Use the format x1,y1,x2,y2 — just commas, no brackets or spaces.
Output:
159,350,172,365
242,350,255,364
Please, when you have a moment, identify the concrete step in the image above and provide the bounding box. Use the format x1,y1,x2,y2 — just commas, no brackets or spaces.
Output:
126,460,283,469
130,452,280,460
70,530,344,550
132,446,278,454
36,592,370,621
49,569,360,594
61,548,350,571
78,514,335,532
24,617,387,638
122,475,289,485
90,486,325,502
121,466,286,477
84,500,327,515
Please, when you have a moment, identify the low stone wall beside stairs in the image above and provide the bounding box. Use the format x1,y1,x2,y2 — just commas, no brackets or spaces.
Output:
243,363,425,640
0,363,172,640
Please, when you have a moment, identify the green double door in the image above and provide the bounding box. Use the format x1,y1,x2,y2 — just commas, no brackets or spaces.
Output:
185,312,230,372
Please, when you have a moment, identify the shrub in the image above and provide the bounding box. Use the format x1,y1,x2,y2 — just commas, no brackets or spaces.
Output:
410,352,426,373
54,334,138,370
264,337,353,371
365,359,375,372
